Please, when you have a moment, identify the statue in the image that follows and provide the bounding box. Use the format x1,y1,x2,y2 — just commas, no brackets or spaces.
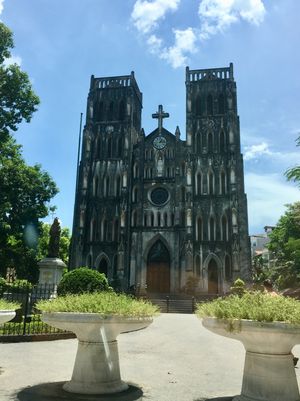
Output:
48,218,61,258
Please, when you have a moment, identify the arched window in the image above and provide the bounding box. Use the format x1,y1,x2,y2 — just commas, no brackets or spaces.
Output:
157,212,161,227
150,212,154,227
144,213,147,227
225,255,231,280
222,215,228,241
207,94,213,115
209,216,215,241
107,221,112,241
101,219,107,241
132,186,138,203
195,255,201,276
202,132,207,149
196,173,202,195
181,186,186,202
107,101,114,120
164,212,168,227
94,176,99,196
171,213,175,226
113,219,119,241
218,94,225,114
116,176,121,196
107,137,112,158
87,254,92,268
132,210,138,226
220,131,225,152
197,217,202,241
208,171,214,195
195,95,202,115
119,99,126,121
208,132,213,153
117,137,122,157
220,171,226,194
97,101,104,121
133,163,139,178
105,176,110,197
196,133,201,153
90,219,95,241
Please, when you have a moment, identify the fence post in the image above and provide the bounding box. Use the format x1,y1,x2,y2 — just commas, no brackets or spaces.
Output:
22,286,30,335
166,296,169,313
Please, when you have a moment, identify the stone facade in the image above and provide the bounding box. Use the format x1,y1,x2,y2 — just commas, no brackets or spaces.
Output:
70,64,251,294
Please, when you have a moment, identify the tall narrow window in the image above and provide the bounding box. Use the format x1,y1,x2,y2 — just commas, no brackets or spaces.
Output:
181,186,186,202
114,220,119,241
208,171,214,195
132,210,137,226
97,101,104,121
150,212,154,227
105,176,110,197
208,132,213,153
197,173,202,195
196,133,201,153
220,130,225,153
209,217,215,241
220,171,226,194
195,95,201,115
164,212,168,227
195,255,201,276
144,213,147,227
108,101,114,120
119,99,126,120
117,137,122,157
218,94,225,114
116,176,121,196
157,212,161,227
222,215,228,241
197,217,202,241
207,94,213,115
107,137,112,158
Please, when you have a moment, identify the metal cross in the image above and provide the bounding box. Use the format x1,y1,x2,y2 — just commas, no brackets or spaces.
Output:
152,105,169,135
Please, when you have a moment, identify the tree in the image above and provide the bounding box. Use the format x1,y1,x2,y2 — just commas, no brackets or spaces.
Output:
37,222,71,265
285,135,300,187
0,23,58,281
267,202,300,289
0,23,40,141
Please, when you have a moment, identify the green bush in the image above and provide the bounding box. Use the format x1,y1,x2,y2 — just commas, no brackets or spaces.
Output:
0,298,20,310
6,279,33,293
38,291,159,317
57,267,110,296
0,277,6,295
230,278,246,296
196,291,300,324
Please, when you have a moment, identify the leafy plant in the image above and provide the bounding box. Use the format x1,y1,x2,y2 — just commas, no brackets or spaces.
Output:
37,292,159,317
196,291,300,324
0,298,20,310
57,267,110,296
230,278,246,296
6,279,33,293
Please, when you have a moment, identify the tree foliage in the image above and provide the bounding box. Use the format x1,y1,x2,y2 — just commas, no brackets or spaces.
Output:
267,202,300,289
0,23,40,141
0,23,58,281
285,135,300,187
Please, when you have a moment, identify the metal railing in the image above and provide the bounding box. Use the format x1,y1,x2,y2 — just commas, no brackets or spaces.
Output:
0,284,72,338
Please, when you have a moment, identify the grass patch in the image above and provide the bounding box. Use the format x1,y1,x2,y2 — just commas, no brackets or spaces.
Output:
0,299,20,310
196,292,300,324
37,292,159,317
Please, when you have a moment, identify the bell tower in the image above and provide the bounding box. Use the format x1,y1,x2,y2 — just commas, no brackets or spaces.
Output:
70,72,142,288
186,63,251,291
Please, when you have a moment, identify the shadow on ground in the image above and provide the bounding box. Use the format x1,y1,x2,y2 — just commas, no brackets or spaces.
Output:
16,382,143,401
196,397,234,401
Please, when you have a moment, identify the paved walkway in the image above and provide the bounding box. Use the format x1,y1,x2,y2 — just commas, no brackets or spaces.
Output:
1,314,300,401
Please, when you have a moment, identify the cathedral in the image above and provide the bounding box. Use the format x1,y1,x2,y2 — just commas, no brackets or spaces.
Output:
70,63,251,295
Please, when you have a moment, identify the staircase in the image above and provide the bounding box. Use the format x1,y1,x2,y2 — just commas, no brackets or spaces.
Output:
147,293,219,314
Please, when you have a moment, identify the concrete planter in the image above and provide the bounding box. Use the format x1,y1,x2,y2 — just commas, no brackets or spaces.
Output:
42,312,153,395
202,317,300,401
0,310,16,324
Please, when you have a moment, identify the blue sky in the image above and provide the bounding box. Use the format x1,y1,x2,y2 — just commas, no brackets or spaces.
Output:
1,0,300,235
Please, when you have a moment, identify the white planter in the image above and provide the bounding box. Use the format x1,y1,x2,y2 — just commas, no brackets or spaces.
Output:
202,317,300,401
42,312,153,395
0,310,16,325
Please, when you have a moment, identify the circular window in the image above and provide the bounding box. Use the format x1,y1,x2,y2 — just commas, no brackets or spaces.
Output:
150,188,169,205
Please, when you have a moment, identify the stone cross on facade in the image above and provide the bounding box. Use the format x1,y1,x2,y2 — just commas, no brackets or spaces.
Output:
152,105,169,135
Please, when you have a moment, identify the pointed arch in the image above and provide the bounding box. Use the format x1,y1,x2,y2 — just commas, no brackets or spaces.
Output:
131,209,138,226
196,172,202,195
196,216,203,241
204,253,222,294
209,215,216,241
95,252,110,277
208,170,214,195
221,214,228,241
220,170,226,194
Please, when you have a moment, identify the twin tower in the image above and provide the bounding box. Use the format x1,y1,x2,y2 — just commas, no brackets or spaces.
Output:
70,64,251,295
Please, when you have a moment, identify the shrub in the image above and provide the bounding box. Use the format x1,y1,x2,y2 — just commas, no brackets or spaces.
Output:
57,267,110,296
230,278,246,296
0,298,20,310
37,291,159,317
0,277,7,295
196,291,300,324
6,279,33,293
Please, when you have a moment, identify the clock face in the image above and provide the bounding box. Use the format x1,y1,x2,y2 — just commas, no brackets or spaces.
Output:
153,136,167,149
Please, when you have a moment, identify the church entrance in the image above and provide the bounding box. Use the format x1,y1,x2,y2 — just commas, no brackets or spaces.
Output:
208,259,218,294
98,258,108,277
147,240,170,293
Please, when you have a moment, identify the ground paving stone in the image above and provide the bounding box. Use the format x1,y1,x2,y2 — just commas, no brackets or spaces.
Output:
0,314,300,401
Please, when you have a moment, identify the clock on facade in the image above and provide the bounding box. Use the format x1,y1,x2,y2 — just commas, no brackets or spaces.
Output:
153,136,167,149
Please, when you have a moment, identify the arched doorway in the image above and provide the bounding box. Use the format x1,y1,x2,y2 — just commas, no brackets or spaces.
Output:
147,240,170,293
208,259,218,294
98,258,108,277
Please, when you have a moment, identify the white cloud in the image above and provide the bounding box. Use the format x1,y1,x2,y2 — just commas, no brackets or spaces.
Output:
199,0,266,40
245,172,300,233
0,0,4,15
161,28,197,68
244,142,271,160
131,0,180,34
3,55,22,67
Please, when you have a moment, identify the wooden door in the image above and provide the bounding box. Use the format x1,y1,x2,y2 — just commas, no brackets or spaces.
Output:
147,262,170,293
208,259,218,294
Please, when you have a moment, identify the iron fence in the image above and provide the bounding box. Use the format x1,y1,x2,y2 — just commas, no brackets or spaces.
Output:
0,283,72,339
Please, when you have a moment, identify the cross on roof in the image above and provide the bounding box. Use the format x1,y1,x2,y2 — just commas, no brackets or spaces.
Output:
152,105,169,135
